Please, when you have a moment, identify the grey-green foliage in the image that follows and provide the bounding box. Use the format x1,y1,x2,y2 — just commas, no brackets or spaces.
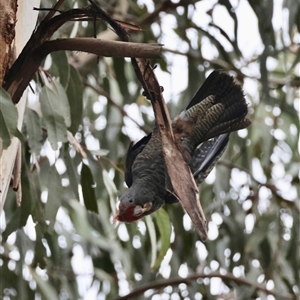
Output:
1,0,299,299
0,88,23,149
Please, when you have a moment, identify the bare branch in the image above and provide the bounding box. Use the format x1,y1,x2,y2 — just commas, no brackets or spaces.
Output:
113,272,295,300
41,38,162,59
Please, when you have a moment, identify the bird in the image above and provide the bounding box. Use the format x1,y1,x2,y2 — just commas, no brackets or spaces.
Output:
114,70,251,222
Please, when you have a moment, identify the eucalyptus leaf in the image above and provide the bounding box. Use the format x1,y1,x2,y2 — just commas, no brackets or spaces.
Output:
0,109,11,149
25,107,43,155
51,79,71,127
245,228,266,253
2,209,22,241
80,163,98,213
45,166,63,230
113,57,130,101
64,147,80,199
33,223,48,269
30,267,59,300
102,169,118,216
49,51,70,88
145,215,157,269
66,66,83,134
94,268,114,282
0,87,23,145
68,200,113,251
40,84,68,149
89,149,110,156
152,208,171,269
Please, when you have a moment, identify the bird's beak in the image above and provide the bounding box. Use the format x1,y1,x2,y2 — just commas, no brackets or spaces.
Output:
133,202,152,216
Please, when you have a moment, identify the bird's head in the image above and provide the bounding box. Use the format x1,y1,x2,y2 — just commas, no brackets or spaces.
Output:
114,200,153,222
114,187,165,222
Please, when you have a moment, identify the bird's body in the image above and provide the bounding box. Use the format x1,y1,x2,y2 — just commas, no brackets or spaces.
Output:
115,70,251,222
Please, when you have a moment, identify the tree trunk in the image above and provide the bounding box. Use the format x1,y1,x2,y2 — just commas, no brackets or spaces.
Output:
0,0,40,211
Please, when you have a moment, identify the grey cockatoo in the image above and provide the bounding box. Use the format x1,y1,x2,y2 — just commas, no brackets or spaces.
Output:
115,70,251,222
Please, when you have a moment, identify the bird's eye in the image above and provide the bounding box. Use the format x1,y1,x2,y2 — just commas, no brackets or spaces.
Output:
129,199,133,203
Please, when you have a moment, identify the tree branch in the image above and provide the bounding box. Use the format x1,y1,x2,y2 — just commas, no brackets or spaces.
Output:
164,48,300,88
41,38,162,59
5,37,161,104
113,272,295,300
4,6,162,104
218,160,300,214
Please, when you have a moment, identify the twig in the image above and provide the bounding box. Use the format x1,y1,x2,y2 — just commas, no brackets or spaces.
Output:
43,0,66,22
218,160,300,214
138,0,189,26
164,48,234,72
164,48,300,88
83,81,151,134
113,272,295,300
100,156,124,176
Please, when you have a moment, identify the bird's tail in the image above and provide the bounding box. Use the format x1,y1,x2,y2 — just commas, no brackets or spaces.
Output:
172,70,251,162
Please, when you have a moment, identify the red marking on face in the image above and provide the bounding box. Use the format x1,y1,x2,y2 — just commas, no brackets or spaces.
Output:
114,201,143,223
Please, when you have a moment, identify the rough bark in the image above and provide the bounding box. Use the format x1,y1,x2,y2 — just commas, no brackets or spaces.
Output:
0,0,17,86
0,0,40,211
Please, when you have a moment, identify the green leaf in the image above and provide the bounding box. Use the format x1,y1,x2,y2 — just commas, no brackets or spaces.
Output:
2,162,39,241
49,51,70,88
80,163,98,213
245,228,266,253
39,84,68,150
52,79,71,127
64,147,80,199
94,268,114,282
45,166,63,229
30,267,59,300
102,169,117,216
66,66,83,134
89,149,110,156
68,200,113,251
0,109,11,149
112,57,130,101
2,209,22,241
145,215,157,269
0,87,23,147
25,108,43,155
32,223,48,269
152,208,171,269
